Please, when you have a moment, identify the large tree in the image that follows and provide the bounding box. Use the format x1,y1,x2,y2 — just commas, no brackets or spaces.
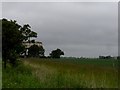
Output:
2,19,25,68
49,48,64,58
2,18,37,68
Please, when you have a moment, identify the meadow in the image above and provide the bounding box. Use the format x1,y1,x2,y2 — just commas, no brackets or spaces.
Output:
2,58,119,88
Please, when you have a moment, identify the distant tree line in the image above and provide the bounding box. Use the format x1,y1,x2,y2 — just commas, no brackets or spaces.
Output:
99,55,119,59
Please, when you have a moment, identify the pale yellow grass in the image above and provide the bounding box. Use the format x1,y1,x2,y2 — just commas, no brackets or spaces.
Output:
24,60,56,82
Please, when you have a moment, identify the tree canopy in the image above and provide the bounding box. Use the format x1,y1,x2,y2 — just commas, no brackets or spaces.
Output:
2,19,24,67
20,24,37,43
49,48,64,58
28,45,45,57
2,18,37,68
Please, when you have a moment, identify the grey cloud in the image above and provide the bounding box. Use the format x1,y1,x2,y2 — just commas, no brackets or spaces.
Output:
2,2,118,57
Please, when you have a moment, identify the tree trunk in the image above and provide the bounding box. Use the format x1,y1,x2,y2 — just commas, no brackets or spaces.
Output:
4,59,6,69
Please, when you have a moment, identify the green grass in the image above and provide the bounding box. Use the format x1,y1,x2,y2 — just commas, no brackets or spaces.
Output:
0,59,2,89
2,58,119,88
47,58,118,67
2,61,41,88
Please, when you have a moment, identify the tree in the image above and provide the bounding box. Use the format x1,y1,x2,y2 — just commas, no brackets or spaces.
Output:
39,46,45,57
0,19,2,58
49,48,64,58
2,18,25,68
2,18,38,68
20,24,37,43
28,45,45,57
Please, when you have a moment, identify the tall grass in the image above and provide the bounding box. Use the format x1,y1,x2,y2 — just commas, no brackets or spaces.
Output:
2,61,41,88
23,58,118,88
2,58,118,88
0,59,2,89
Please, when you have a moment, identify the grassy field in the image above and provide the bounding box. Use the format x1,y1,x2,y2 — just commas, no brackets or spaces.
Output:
0,59,2,89
2,58,119,88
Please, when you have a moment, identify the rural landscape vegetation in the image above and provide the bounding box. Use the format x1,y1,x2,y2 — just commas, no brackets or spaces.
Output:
1,18,119,88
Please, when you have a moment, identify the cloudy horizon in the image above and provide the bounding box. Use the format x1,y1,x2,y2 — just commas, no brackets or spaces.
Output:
2,2,118,57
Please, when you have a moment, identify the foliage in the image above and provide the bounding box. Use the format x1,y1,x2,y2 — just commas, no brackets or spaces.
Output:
2,18,25,68
49,48,64,58
2,60,41,88
99,55,112,59
28,45,45,57
2,18,37,68
20,24,37,43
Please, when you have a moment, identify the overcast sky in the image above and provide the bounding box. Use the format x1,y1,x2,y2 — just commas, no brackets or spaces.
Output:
2,2,118,57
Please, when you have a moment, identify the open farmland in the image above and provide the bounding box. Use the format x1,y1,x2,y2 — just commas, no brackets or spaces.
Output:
3,58,119,88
